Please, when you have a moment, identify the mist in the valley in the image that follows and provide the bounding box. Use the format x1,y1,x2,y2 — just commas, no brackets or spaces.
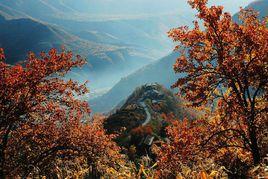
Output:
0,0,257,112
61,0,255,99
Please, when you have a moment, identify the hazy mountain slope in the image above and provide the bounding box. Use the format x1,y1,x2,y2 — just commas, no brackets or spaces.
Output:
0,14,88,64
52,0,254,17
0,16,66,63
90,52,180,113
0,0,70,20
0,0,253,58
244,0,268,18
76,30,122,45
0,0,184,19
0,0,254,20
0,14,153,89
89,0,262,113
233,0,267,21
0,0,159,91
0,0,255,56
47,16,186,58
0,0,257,97
0,3,29,19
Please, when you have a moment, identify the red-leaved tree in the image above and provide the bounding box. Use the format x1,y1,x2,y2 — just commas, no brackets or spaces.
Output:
156,0,267,177
0,49,123,178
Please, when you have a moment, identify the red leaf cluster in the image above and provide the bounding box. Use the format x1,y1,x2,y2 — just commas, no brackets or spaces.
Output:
0,49,123,177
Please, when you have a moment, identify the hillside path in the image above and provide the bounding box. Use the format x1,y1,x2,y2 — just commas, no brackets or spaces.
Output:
140,102,151,126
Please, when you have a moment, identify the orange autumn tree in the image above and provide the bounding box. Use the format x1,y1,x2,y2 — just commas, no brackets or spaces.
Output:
154,118,228,178
0,49,123,178
156,0,267,176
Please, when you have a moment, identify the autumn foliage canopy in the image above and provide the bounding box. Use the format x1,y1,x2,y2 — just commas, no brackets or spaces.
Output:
0,49,124,177
0,0,267,178
155,0,267,177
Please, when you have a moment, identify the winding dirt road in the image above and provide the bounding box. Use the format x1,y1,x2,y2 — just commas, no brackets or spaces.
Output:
140,102,151,126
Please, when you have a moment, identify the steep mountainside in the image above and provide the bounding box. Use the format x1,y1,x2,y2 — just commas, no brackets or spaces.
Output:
0,0,258,98
233,0,268,21
90,53,180,113
1,0,253,19
0,0,191,57
0,0,186,20
104,83,196,156
244,0,268,18
0,0,253,59
0,14,150,65
0,15,66,64
0,13,153,90
90,0,267,113
49,17,181,57
0,0,176,92
0,3,29,19
0,0,72,20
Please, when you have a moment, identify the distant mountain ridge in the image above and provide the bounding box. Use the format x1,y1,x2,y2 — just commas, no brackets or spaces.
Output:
0,10,154,90
0,3,29,19
233,0,268,21
245,0,268,18
90,52,180,113
0,0,254,19
0,15,65,63
0,14,150,65
0,0,182,91
0,0,261,98
90,0,267,113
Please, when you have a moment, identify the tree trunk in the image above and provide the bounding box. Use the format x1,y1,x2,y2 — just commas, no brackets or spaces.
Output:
249,125,261,165
0,165,5,179
247,104,261,165
0,124,14,179
0,142,6,179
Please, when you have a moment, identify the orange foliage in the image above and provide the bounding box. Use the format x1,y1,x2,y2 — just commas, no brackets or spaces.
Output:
155,116,253,177
131,125,153,138
156,0,268,177
0,49,123,177
155,119,207,176
0,48,4,60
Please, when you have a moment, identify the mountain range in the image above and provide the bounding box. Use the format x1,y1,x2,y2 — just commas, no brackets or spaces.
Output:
0,0,254,19
233,0,268,21
0,0,265,112
90,0,268,113
248,0,268,18
0,2,161,90
0,0,195,92
90,53,180,113
0,13,154,88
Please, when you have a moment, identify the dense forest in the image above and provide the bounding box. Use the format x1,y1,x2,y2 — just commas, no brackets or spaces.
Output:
0,0,267,178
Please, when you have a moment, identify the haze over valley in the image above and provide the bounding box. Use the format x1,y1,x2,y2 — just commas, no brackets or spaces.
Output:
0,0,262,113
1,0,267,178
